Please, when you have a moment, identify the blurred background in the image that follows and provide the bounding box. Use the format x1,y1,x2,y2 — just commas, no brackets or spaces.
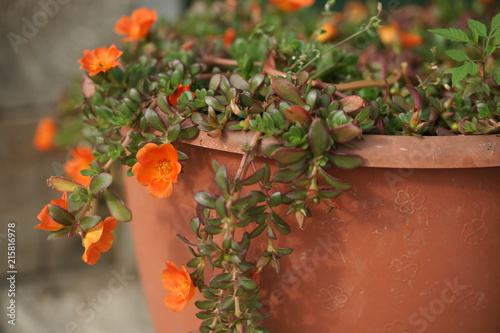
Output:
0,1,183,332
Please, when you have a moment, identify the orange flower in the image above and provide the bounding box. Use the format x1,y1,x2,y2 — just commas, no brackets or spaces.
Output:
114,8,157,42
162,261,196,312
223,28,236,48
33,117,57,151
35,192,68,231
378,21,399,46
316,23,337,43
399,31,423,49
82,217,117,265
378,21,423,50
77,44,123,77
270,0,314,12
132,143,181,198
64,146,95,187
168,84,193,106
343,1,368,24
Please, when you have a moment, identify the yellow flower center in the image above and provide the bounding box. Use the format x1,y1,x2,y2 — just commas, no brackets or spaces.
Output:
157,158,172,174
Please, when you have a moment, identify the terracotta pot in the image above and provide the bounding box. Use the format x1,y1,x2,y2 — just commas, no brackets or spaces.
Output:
124,132,500,333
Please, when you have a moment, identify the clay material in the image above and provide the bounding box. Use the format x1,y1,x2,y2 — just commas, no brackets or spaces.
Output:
125,133,500,333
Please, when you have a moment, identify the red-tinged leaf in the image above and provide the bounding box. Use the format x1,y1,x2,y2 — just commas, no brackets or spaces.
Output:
406,86,423,110
47,176,81,193
285,189,308,200
285,105,313,125
230,73,250,90
296,71,310,87
48,204,75,226
318,168,351,190
271,78,305,105
309,118,330,157
325,152,364,169
47,227,73,241
318,188,343,199
271,148,308,165
272,166,307,183
329,124,362,143
339,95,364,113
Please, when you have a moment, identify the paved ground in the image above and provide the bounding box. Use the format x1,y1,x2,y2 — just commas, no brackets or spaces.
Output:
1,264,154,333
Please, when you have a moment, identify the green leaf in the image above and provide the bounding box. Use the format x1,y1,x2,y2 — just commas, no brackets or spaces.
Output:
445,62,479,87
215,165,229,196
326,152,364,169
48,204,75,226
195,300,218,310
309,118,330,157
103,189,132,222
80,215,101,231
249,222,267,239
47,227,72,241
167,124,181,142
194,191,216,208
468,19,488,38
144,108,167,133
89,173,113,196
220,296,235,310
272,166,307,183
445,50,470,62
157,93,173,115
429,28,470,43
179,126,199,140
240,167,265,186
491,13,500,35
272,211,291,235
204,96,226,112
239,279,258,290
47,176,81,193
196,311,215,320
203,225,223,235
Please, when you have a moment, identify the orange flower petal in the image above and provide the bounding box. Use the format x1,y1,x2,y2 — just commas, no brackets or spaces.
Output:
168,84,192,106
64,146,95,187
162,261,186,291
114,8,157,42
135,143,165,167
77,44,123,77
400,31,423,49
81,217,117,265
378,21,399,46
148,179,174,198
33,117,57,151
162,262,195,312
316,23,337,43
223,28,236,48
133,143,182,198
165,292,190,312
35,192,68,231
82,246,102,265
270,0,314,12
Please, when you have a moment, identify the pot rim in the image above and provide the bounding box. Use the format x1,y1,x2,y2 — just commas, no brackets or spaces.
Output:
180,132,500,169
